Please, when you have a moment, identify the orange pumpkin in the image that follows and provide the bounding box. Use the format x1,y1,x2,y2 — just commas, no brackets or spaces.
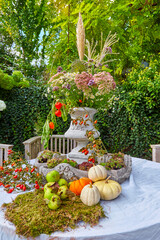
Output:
69,177,92,196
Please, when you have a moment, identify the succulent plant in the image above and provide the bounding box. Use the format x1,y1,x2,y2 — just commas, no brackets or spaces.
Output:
78,162,93,171
37,150,53,163
100,152,125,170
47,158,78,169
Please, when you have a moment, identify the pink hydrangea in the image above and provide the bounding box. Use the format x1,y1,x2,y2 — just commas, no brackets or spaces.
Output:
74,72,93,92
93,71,115,94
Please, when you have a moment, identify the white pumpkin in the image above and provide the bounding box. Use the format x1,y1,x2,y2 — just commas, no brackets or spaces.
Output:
80,183,100,206
93,177,122,200
88,165,107,182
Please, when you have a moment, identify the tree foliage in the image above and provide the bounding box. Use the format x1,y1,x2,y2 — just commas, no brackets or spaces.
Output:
0,0,56,76
0,0,159,76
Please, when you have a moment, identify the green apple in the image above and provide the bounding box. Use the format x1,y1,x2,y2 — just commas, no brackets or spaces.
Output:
44,188,55,200
58,178,68,187
44,182,55,192
58,185,68,200
48,194,61,210
46,170,60,183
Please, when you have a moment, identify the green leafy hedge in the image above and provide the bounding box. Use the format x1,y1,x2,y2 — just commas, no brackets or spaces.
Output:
0,86,51,152
0,84,70,152
96,57,160,159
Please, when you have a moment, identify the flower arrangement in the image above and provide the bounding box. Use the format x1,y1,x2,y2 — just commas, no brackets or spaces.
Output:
48,68,115,109
41,13,118,153
41,67,116,149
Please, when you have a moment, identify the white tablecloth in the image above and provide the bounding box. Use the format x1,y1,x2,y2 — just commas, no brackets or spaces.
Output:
1,157,160,240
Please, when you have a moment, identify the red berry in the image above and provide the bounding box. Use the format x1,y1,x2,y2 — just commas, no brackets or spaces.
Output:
55,110,62,117
15,169,19,172
55,102,62,110
49,122,54,130
19,168,22,172
79,99,82,103
35,184,39,189
31,168,35,173
8,189,13,193
20,185,23,189
23,186,26,191
8,150,13,155
85,150,89,155
13,175,17,179
85,114,88,118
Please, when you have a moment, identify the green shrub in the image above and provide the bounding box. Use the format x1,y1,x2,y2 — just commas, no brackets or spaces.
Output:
96,56,160,159
0,69,29,90
12,71,24,83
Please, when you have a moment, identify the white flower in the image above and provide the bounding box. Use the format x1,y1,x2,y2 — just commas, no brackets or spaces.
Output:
95,92,101,96
0,100,6,111
90,94,95,99
47,87,50,93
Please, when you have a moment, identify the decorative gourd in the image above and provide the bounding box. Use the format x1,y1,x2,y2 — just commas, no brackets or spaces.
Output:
93,177,122,200
69,177,92,196
80,183,100,206
88,165,107,182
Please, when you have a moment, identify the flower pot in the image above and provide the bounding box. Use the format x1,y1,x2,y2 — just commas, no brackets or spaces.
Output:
39,163,88,182
64,107,100,163
35,152,132,184
105,154,132,184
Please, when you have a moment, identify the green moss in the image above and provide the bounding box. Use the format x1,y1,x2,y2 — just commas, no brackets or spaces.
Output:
2,189,106,238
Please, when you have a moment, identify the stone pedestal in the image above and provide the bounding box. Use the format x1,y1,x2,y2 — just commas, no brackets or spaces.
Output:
64,107,99,163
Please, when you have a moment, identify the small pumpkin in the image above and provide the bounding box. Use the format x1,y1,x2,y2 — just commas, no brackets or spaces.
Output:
88,164,107,182
69,177,92,196
80,183,100,206
93,177,122,200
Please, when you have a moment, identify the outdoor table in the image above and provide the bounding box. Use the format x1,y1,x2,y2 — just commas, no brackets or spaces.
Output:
0,157,160,240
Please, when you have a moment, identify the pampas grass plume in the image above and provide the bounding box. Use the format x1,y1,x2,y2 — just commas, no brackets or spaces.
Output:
76,12,85,61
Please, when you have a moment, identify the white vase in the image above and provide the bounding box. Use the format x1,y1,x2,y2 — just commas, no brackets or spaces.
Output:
64,107,100,164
